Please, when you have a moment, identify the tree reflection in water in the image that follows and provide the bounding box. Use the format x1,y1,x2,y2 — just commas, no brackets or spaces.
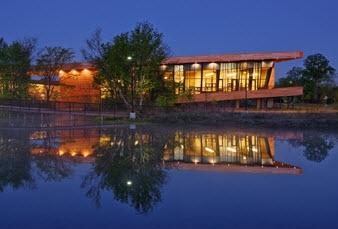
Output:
289,133,335,162
0,130,74,191
0,132,34,191
82,127,168,213
0,126,317,213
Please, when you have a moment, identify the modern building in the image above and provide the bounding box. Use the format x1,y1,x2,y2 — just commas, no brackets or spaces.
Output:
30,51,304,108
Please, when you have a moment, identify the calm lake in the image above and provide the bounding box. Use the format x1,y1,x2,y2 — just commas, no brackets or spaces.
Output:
0,113,337,228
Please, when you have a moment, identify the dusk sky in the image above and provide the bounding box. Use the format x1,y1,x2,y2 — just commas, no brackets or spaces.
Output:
1,0,337,79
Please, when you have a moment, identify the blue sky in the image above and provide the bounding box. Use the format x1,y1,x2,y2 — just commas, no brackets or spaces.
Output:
1,0,337,79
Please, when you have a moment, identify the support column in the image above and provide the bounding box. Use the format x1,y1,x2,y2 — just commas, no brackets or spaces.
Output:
267,98,274,109
235,100,240,109
256,99,261,109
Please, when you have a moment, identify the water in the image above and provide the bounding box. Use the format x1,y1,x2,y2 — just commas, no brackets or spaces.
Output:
0,114,337,228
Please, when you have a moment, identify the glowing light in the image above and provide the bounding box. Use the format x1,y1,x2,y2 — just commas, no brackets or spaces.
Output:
209,159,216,164
127,56,132,60
205,73,215,77
134,140,139,146
243,156,247,160
58,150,65,156
82,150,90,157
71,151,77,157
226,147,237,152
82,68,91,75
192,158,200,164
180,144,184,149
208,62,218,69
191,63,200,69
226,72,237,77
70,69,78,75
205,147,215,153
126,180,132,186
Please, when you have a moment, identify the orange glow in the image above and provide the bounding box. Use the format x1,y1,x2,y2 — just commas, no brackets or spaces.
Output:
82,150,91,157
70,69,78,75
59,150,65,156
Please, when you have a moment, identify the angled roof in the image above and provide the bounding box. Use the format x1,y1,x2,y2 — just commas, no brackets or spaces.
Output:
162,51,303,65
30,51,303,73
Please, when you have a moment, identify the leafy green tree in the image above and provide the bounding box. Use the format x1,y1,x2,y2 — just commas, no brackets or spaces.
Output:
83,22,169,110
303,54,336,102
0,38,36,99
277,67,303,87
35,47,74,102
278,54,336,102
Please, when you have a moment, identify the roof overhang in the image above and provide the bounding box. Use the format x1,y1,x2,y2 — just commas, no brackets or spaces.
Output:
162,51,304,65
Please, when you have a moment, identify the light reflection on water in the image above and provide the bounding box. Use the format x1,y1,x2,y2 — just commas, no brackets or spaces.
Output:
0,119,337,228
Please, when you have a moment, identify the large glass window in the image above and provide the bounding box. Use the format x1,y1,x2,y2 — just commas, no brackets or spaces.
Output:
174,65,184,94
202,63,218,92
184,63,201,94
166,61,273,94
219,63,239,92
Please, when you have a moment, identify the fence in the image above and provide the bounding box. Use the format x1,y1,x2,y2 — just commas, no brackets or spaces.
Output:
0,98,336,118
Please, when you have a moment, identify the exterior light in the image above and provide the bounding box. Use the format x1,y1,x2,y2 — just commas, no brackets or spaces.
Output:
180,144,184,149
243,156,247,160
134,140,139,146
82,150,90,157
164,76,168,80
71,151,77,157
192,63,200,69
127,56,132,61
126,180,132,186
59,150,65,156
209,159,216,165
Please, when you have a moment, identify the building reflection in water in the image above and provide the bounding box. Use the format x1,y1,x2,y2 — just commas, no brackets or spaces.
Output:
28,128,302,174
163,132,300,174
1,127,308,213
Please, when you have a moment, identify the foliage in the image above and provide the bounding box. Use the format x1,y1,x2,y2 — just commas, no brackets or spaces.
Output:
35,46,74,102
288,133,334,162
82,128,167,213
0,37,36,98
83,22,169,110
180,88,194,102
278,53,336,103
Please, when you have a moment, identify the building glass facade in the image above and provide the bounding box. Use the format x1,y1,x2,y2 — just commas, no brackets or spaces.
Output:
165,132,273,165
162,61,274,94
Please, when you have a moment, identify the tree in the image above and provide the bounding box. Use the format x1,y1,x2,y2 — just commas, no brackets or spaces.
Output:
288,133,334,162
35,47,74,102
83,22,169,110
0,38,36,98
303,54,336,102
82,127,167,213
277,67,303,87
278,53,336,102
